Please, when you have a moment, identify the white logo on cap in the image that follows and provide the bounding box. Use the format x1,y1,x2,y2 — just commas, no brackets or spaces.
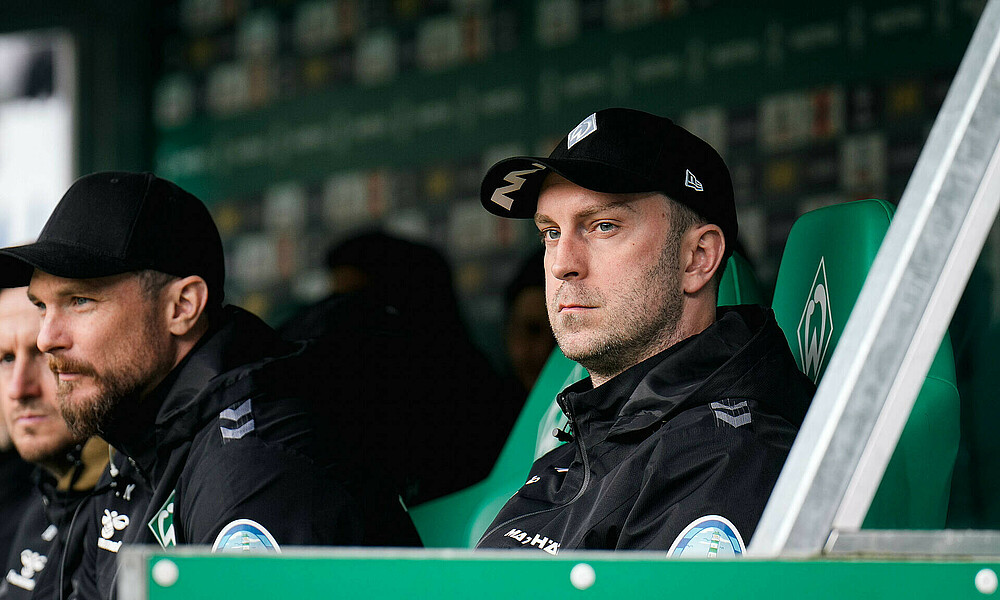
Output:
490,163,547,211
685,169,704,191
567,113,598,149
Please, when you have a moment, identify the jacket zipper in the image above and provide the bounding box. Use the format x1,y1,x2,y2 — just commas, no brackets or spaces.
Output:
476,393,592,547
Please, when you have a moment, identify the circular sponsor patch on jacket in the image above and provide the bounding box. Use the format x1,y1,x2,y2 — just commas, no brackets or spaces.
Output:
667,515,745,558
211,519,281,553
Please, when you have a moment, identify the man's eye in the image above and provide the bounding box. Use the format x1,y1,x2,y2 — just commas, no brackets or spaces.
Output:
596,222,618,233
0,353,14,366
540,229,560,242
72,297,92,307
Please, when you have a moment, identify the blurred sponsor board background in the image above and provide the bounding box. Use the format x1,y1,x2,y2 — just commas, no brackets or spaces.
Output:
149,0,983,353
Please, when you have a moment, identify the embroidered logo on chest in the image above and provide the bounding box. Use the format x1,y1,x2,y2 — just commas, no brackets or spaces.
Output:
97,509,130,553
501,528,560,555
5,549,48,591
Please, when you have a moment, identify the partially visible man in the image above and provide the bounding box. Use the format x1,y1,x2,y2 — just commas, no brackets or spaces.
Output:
503,248,555,395
475,108,815,555
0,403,33,572
0,172,419,599
280,231,523,505
0,287,108,600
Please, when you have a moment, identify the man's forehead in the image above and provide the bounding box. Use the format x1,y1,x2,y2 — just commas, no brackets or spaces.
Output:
535,187,658,224
0,287,33,318
0,290,39,345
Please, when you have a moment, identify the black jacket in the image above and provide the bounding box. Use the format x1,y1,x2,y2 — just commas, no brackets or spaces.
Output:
73,307,419,599
0,451,34,570
477,306,814,554
1,440,107,600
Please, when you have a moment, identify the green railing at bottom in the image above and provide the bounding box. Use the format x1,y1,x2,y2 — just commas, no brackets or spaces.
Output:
118,547,1000,600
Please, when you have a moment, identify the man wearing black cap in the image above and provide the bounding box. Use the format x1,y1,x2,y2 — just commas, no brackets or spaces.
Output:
476,109,814,555
0,172,418,598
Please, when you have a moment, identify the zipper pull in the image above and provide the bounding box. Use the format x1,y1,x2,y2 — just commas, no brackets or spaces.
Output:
552,425,574,442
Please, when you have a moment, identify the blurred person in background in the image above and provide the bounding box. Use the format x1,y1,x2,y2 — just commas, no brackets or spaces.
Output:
0,287,108,600
0,173,419,600
281,231,523,505
503,248,556,396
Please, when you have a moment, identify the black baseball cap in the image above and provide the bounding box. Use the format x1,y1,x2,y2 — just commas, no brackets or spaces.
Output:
480,108,737,257
0,171,225,306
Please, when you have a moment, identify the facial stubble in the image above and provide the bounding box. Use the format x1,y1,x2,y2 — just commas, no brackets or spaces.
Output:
51,313,173,439
550,232,684,382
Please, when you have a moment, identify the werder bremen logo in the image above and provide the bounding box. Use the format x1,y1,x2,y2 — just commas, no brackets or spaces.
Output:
149,490,176,549
797,257,834,382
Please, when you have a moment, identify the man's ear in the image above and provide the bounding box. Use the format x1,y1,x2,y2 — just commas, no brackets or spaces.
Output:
164,276,209,337
681,224,725,295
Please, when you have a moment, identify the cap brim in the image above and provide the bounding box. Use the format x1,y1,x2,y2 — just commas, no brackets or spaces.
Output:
480,157,658,218
0,240,137,288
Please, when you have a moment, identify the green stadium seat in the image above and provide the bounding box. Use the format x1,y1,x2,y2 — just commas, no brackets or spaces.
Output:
718,251,766,307
770,199,960,529
408,253,765,547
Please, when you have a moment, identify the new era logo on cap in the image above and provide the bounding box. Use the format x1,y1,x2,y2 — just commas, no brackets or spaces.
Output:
685,169,704,192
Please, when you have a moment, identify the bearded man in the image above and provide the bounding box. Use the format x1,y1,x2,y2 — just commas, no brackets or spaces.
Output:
475,108,815,555
0,172,419,599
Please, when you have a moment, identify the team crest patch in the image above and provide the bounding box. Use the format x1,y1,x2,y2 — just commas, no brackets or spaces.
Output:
212,519,281,554
797,257,834,382
667,515,745,558
148,490,177,549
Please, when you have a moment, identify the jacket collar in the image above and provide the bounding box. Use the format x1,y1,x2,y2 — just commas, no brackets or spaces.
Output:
35,437,111,523
54,437,109,492
100,306,299,484
559,305,811,445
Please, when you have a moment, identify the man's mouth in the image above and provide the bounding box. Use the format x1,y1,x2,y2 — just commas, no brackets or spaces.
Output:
13,412,48,425
48,356,94,383
559,303,596,312
52,369,81,382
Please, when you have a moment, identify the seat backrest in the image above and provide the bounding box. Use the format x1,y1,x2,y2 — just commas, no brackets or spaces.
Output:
406,349,582,548
718,251,766,307
408,253,764,547
771,199,960,528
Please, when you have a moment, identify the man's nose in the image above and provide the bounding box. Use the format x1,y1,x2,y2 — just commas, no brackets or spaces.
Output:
549,234,588,281
36,312,66,354
7,355,42,401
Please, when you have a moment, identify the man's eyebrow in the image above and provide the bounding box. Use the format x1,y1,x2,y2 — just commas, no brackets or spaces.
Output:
534,213,555,226
576,201,638,219
535,198,641,226
552,201,639,222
